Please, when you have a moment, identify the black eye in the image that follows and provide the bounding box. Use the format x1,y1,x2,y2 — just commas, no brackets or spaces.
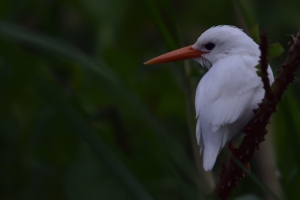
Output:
204,42,215,50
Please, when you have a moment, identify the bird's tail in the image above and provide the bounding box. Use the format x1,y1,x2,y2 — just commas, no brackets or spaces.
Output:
203,145,220,171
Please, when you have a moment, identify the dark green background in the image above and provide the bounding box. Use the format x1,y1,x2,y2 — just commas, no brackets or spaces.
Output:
0,0,299,199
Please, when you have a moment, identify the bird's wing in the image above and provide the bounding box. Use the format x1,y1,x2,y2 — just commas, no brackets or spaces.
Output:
195,56,273,149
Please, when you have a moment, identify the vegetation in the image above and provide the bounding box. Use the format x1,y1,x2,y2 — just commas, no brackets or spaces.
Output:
0,0,299,199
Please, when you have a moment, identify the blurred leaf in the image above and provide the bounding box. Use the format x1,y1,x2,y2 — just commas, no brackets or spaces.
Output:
268,43,284,59
145,0,177,49
235,0,255,29
0,37,154,200
233,157,281,200
1,0,299,199
0,21,201,198
250,24,260,43
145,2,209,198
78,0,129,47
65,152,132,200
35,69,155,200
274,88,300,200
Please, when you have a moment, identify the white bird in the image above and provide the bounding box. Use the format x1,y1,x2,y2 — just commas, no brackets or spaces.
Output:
145,25,274,171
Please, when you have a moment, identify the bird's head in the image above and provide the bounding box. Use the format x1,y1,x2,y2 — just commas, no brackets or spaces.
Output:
145,25,260,68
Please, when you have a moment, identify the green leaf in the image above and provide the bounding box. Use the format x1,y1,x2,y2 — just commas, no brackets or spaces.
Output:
269,43,284,59
250,24,260,43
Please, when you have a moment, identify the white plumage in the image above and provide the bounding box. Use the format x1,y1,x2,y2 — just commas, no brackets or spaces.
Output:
193,26,274,171
145,25,274,171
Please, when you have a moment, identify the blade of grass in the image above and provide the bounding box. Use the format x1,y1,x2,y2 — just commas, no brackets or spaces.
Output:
283,89,300,158
145,0,177,50
161,0,180,44
232,157,282,200
0,40,154,200
145,1,209,194
0,21,200,194
274,88,300,199
38,78,155,200
234,0,255,29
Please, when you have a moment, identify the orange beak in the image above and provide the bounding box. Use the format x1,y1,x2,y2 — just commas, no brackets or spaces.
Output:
144,45,206,65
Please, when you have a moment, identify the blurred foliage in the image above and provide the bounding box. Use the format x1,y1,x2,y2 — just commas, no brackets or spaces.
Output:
0,0,299,199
